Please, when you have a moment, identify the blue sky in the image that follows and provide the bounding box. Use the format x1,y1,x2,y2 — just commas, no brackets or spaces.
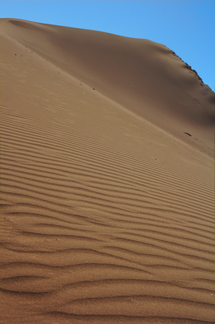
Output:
0,0,214,90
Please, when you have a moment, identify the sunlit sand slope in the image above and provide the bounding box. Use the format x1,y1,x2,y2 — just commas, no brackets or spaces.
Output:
0,19,215,324
0,18,214,157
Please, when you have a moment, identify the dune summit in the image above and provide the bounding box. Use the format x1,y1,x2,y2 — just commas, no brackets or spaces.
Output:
0,19,214,324
1,18,214,156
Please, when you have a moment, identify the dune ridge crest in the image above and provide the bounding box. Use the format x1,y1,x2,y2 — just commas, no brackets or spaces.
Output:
0,18,214,324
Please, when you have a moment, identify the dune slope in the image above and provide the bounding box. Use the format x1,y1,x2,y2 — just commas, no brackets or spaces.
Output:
0,19,215,324
0,18,214,156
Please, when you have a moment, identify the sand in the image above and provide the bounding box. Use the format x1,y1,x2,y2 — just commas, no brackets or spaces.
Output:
0,19,214,324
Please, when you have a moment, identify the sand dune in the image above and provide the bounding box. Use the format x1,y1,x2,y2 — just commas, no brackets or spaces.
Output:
0,19,214,324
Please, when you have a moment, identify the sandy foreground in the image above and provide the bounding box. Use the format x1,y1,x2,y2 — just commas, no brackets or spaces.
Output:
0,19,214,324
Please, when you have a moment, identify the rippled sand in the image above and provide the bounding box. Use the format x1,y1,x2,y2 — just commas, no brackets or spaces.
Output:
0,19,214,324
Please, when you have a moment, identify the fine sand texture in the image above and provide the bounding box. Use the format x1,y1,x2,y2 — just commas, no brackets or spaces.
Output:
0,19,214,324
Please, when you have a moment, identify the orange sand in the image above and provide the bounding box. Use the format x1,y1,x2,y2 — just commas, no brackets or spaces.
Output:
0,19,214,324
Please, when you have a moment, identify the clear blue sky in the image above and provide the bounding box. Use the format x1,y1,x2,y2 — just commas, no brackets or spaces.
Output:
0,0,214,91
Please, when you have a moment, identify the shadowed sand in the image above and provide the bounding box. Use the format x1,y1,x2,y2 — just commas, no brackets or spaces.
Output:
0,19,214,324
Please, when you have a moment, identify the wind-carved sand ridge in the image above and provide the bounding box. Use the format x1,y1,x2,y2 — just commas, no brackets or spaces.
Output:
0,19,214,324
